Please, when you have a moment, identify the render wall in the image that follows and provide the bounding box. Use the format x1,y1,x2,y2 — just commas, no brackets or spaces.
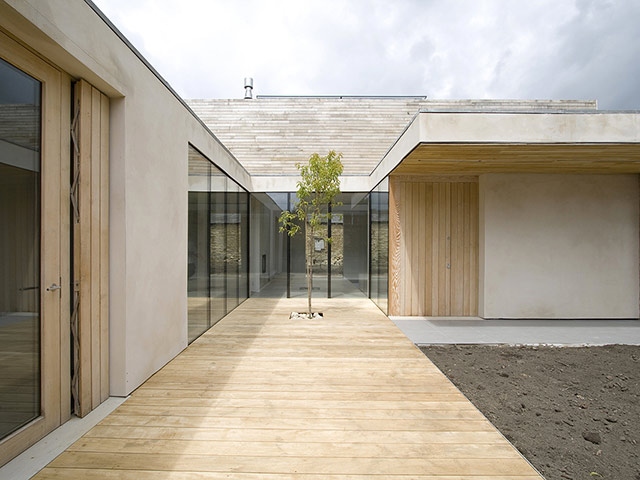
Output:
479,174,639,318
0,0,251,395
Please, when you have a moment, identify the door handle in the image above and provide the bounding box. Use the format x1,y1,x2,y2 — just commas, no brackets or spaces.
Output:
46,283,62,292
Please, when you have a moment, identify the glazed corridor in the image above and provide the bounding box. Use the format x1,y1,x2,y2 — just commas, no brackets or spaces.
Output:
187,146,389,344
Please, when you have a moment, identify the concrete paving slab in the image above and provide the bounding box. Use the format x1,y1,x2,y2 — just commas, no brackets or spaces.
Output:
391,318,640,345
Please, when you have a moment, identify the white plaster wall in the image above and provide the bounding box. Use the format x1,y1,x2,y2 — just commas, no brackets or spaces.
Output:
1,0,251,395
480,174,639,318
418,112,640,144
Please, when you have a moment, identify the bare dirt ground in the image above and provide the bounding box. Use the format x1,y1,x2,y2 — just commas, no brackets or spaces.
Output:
420,345,640,480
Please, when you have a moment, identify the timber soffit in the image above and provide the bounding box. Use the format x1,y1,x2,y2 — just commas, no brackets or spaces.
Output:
370,108,640,181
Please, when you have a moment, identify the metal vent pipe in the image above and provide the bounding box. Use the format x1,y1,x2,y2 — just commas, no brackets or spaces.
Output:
244,77,253,99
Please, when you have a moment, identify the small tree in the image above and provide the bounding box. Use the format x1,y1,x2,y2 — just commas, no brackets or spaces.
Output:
279,150,344,317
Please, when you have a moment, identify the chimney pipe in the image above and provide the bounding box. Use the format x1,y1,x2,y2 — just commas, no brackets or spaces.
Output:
244,77,253,99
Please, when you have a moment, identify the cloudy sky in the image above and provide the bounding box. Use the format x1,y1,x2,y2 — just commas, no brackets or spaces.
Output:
92,0,640,110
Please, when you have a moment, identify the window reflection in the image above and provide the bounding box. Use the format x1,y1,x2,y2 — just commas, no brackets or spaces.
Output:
225,181,239,311
370,178,389,313
249,193,288,298
249,192,370,300
330,193,369,298
187,146,249,343
0,57,41,440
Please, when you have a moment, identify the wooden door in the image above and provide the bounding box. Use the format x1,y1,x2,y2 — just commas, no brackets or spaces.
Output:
389,175,478,316
0,29,71,465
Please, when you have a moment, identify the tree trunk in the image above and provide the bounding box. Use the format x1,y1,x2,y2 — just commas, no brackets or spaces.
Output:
307,221,313,317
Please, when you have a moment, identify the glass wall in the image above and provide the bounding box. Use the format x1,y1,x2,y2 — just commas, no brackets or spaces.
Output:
249,193,287,297
370,178,389,313
187,145,249,343
189,178,385,313
288,193,309,298
210,167,227,326
331,193,369,298
187,151,210,340
239,191,249,302
249,192,369,299
289,193,329,298
225,181,240,311
0,57,41,440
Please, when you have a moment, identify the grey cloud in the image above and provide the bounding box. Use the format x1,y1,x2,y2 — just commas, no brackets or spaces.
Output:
93,0,640,108
493,0,640,108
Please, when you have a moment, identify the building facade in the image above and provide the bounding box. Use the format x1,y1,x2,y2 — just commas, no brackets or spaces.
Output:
1,0,639,465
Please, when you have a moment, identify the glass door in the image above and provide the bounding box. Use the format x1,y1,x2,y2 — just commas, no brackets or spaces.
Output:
0,30,68,466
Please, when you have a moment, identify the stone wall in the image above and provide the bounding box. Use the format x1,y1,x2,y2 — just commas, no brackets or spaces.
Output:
371,222,389,274
209,224,242,272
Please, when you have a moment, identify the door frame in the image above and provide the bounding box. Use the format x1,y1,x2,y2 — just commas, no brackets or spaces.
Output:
0,28,70,466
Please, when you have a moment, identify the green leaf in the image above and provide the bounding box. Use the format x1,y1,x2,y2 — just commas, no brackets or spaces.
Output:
277,150,344,312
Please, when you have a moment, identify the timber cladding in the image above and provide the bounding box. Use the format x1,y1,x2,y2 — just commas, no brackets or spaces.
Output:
74,80,109,417
389,175,478,316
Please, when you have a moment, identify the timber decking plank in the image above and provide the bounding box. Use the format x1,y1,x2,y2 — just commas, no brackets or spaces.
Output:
82,425,509,444
37,468,543,479
48,451,538,476
68,437,521,458
34,298,541,478
131,390,467,402
124,397,476,409
110,404,485,421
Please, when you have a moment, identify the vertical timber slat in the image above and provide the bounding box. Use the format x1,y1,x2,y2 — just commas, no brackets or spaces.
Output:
388,177,401,316
90,87,101,410
59,72,72,425
455,183,464,315
444,182,451,316
417,183,426,316
463,183,471,315
470,182,479,316
438,183,446,315
77,80,92,417
450,183,459,314
424,183,433,316
75,80,110,417
100,94,110,403
431,183,439,315
405,183,413,314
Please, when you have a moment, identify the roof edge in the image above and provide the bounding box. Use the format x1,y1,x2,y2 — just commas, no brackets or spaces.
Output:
82,0,253,182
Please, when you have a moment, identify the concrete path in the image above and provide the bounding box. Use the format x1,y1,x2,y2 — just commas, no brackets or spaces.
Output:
392,317,640,345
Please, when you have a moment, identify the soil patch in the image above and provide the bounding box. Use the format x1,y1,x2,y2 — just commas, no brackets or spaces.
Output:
420,345,640,480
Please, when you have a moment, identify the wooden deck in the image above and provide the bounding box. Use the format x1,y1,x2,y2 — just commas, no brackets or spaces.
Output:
35,298,542,479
